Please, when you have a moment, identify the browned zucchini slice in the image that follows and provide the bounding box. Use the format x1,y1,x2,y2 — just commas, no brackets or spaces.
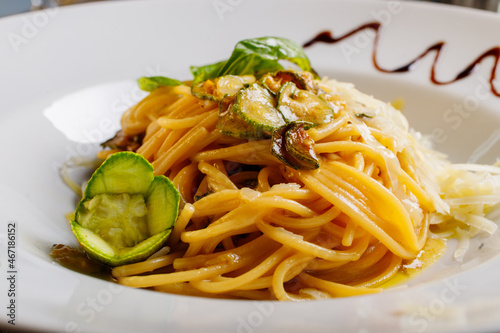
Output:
271,122,319,170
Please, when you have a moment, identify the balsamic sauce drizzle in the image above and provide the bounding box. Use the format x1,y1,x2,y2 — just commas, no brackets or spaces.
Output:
303,22,500,97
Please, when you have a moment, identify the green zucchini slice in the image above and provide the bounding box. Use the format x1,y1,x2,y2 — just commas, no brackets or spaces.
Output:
216,75,255,99
192,75,255,101
72,151,180,266
217,94,267,139
277,82,334,127
233,83,286,132
191,79,217,101
83,152,154,198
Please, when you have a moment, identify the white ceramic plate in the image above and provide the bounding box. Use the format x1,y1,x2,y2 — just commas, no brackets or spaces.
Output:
2,0,500,332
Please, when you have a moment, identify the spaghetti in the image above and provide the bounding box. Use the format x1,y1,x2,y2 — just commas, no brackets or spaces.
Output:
91,74,500,301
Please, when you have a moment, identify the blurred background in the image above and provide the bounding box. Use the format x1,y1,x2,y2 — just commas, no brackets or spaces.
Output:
425,0,499,10
0,0,499,17
0,0,105,17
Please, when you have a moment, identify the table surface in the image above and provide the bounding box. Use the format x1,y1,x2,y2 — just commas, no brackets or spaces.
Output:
0,0,32,17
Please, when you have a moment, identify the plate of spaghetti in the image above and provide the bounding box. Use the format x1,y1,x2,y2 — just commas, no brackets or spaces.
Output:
2,0,500,332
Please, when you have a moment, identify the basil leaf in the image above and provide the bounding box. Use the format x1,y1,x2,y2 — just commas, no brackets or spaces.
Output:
191,37,317,85
190,61,226,85
138,76,183,92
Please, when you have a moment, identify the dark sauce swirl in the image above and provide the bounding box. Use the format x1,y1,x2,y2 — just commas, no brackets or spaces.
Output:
303,22,500,97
